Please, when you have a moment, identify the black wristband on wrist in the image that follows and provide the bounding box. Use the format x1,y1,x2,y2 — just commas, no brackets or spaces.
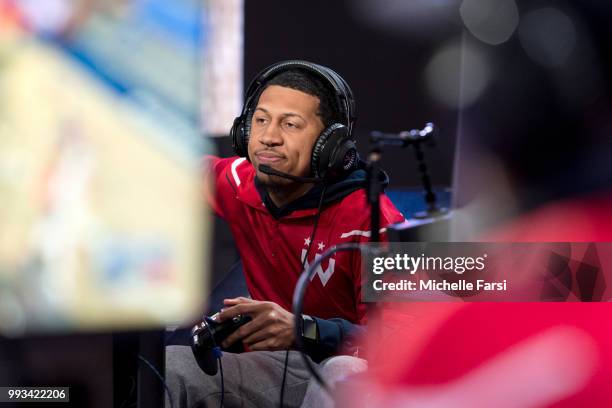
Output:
301,314,318,343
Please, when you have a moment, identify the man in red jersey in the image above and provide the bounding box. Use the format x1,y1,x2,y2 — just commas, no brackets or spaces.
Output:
166,61,404,407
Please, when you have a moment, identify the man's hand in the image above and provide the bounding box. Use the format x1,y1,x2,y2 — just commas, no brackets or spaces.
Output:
216,297,296,351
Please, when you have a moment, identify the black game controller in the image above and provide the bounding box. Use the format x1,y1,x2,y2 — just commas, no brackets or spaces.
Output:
190,313,252,375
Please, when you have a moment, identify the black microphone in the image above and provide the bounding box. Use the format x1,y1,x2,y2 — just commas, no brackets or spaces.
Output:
258,164,323,183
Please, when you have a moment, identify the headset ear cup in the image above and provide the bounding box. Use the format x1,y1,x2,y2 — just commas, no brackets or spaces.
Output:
231,110,254,160
242,110,254,161
330,139,358,174
311,123,349,179
231,116,246,157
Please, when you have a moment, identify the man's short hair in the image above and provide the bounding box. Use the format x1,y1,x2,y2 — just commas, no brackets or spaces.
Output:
264,69,343,128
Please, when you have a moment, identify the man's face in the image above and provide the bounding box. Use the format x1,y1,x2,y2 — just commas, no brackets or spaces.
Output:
247,85,325,188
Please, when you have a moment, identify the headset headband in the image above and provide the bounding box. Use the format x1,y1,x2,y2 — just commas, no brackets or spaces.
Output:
241,60,356,138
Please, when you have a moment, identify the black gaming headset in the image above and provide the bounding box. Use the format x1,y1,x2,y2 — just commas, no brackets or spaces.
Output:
230,60,358,180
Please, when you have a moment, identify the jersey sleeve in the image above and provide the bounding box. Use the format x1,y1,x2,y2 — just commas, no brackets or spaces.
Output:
202,155,238,220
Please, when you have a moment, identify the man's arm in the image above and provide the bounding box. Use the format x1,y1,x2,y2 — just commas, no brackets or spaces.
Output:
304,317,365,363
216,297,295,350
202,155,243,220
214,297,364,362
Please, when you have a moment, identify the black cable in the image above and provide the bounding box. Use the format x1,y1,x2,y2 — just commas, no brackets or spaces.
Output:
291,243,363,393
218,353,225,408
279,183,328,408
279,349,290,408
202,319,224,408
119,375,136,408
137,354,174,408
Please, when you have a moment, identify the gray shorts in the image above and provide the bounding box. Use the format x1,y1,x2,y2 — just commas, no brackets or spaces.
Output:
165,346,366,408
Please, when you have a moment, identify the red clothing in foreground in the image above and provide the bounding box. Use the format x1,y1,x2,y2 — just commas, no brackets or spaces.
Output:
354,193,612,407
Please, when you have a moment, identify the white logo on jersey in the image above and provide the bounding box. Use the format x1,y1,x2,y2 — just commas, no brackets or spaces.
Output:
301,248,336,287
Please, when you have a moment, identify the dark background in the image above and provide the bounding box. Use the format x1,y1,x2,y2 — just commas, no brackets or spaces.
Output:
238,0,459,189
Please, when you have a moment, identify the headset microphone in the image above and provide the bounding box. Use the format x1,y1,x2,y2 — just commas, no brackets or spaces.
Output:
258,165,323,183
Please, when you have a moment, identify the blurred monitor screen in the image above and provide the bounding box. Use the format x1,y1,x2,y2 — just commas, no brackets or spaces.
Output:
0,0,224,335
